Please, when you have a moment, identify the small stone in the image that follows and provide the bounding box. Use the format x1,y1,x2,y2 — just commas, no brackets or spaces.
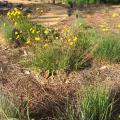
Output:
24,70,30,75
100,66,108,70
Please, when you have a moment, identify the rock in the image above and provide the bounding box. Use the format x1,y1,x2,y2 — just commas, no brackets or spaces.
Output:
24,70,30,75
100,65,108,70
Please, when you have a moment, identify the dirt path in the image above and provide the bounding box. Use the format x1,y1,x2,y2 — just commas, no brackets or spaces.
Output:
7,0,44,4
30,4,69,26
80,5,120,33
7,0,70,27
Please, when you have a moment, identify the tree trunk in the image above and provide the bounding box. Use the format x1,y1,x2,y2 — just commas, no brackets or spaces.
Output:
53,0,55,4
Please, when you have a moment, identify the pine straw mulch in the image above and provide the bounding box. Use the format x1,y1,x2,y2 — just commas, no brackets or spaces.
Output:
0,47,81,119
1,45,120,119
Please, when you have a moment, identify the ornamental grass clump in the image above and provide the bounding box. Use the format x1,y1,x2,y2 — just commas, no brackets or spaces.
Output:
56,86,113,120
94,33,120,62
79,86,113,120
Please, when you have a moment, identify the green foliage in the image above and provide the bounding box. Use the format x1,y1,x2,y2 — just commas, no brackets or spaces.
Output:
94,34,120,62
68,31,92,70
80,87,112,120
55,86,113,120
66,0,120,5
71,18,120,63
0,92,20,120
0,8,57,46
0,17,13,41
25,42,69,73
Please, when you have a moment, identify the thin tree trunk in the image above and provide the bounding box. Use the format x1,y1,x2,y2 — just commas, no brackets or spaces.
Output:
53,0,55,4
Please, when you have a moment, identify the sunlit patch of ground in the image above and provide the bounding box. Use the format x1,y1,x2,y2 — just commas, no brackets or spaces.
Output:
82,5,120,33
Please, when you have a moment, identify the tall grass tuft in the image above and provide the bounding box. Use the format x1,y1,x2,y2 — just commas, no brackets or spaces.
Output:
94,34,120,62
56,86,113,120
0,92,20,120
23,42,70,74
80,86,113,120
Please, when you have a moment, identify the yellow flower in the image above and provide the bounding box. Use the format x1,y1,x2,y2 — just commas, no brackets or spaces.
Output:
117,24,120,28
16,35,20,39
35,37,41,41
73,37,78,42
67,39,71,42
70,42,74,46
26,38,31,44
17,11,21,15
14,8,18,11
27,14,31,18
14,22,17,26
13,11,17,16
32,29,35,34
11,11,14,16
112,13,119,18
44,29,49,35
30,28,33,31
45,39,48,42
1,38,5,42
15,32,18,35
102,28,109,32
7,12,10,17
44,43,48,47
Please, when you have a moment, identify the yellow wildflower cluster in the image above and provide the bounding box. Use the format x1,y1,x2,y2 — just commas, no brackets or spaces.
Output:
27,14,31,18
35,37,41,41
61,27,78,46
7,8,22,19
30,27,36,34
14,31,21,40
98,12,120,32
26,38,31,44
61,27,70,37
117,24,120,28
44,28,49,35
99,23,109,32
112,13,119,18
67,36,78,46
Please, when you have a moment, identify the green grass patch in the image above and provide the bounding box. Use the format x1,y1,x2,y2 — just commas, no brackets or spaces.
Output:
94,34,120,62
55,86,113,120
